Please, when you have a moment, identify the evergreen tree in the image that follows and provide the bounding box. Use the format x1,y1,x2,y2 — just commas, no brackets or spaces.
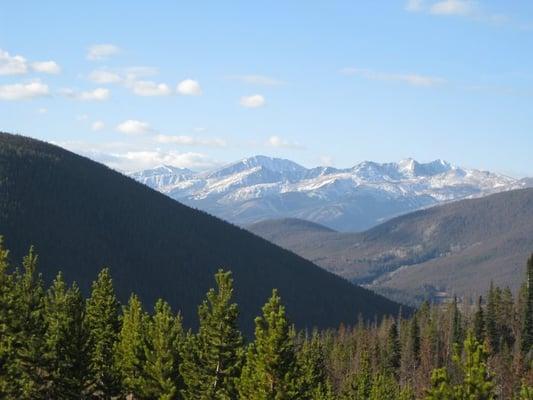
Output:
84,268,120,398
0,238,16,396
180,269,243,400
385,320,401,374
114,293,148,398
238,289,301,400
473,296,485,343
454,333,495,399
297,330,330,399
369,373,398,400
485,282,501,352
341,349,372,400
409,314,421,366
425,368,454,400
42,273,87,398
450,296,463,349
12,248,47,398
144,299,183,400
521,254,533,355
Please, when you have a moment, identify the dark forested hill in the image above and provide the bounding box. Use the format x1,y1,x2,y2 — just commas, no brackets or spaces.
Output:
0,132,403,332
248,189,533,304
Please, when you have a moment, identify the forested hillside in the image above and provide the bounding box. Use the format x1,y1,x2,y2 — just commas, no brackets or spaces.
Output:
0,132,402,333
0,243,531,398
249,189,533,304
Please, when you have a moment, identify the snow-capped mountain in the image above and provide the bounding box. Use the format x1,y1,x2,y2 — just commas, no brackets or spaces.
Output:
129,155,528,231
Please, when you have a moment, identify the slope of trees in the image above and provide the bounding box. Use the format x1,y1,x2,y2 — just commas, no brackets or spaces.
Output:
0,241,531,399
0,131,402,334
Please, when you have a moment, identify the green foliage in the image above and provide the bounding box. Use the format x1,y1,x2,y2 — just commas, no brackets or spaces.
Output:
12,248,47,398
238,289,301,400
0,239,531,399
84,268,120,398
369,373,399,400
180,269,243,400
426,368,454,400
297,330,331,399
473,296,485,343
522,254,533,355
114,293,148,398
144,299,183,400
386,320,401,374
425,333,495,400
0,238,16,396
42,273,87,398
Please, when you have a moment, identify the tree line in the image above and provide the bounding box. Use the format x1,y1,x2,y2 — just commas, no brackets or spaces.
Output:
0,238,532,399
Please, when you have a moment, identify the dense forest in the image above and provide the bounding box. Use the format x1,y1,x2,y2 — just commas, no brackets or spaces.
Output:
0,240,532,399
0,132,401,333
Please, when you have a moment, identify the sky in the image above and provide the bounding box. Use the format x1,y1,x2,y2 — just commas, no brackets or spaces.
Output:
1,1,532,177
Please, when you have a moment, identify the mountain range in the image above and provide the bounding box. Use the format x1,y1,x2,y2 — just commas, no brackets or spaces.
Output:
248,188,533,305
0,132,403,333
130,156,530,232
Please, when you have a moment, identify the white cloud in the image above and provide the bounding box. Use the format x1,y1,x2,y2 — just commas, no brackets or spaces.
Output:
177,79,202,96
240,94,266,108
115,151,217,172
0,81,49,100
430,0,474,16
76,114,89,121
37,107,48,114
267,135,303,149
405,0,424,11
155,134,226,147
87,44,120,61
228,75,284,86
88,69,122,84
124,66,159,80
341,67,445,87
61,87,110,101
91,121,105,131
0,49,28,75
130,80,172,96
31,60,61,74
405,0,487,18
116,119,152,135
59,140,220,172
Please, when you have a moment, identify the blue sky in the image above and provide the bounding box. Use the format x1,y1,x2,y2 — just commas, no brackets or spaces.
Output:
1,1,532,176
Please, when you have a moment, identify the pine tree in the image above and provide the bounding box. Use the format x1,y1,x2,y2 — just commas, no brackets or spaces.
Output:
485,282,501,352
341,349,372,400
521,254,533,355
84,268,120,398
450,296,463,349
42,273,87,398
0,238,18,397
12,248,47,398
238,289,301,400
297,330,331,400
114,293,148,398
180,269,243,400
385,320,401,374
454,333,495,399
409,314,421,366
425,368,454,400
473,296,485,343
144,299,183,400
369,373,398,400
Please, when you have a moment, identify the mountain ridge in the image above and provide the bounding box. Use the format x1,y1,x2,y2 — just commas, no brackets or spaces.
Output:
130,155,527,232
247,188,533,304
0,132,404,333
